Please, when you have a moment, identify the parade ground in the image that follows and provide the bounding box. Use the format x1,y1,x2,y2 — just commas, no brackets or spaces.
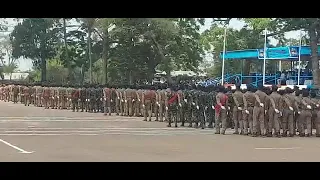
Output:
0,101,319,162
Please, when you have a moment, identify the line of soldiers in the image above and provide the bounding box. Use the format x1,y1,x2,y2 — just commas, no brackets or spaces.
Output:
1,81,319,137
160,84,320,137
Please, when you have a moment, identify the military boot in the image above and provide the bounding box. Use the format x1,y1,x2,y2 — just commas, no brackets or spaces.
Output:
274,132,281,138
251,132,257,137
181,122,185,127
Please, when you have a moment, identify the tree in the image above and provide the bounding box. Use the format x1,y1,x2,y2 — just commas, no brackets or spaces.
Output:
200,23,270,78
0,37,18,80
94,18,116,84
10,18,61,82
58,29,89,84
80,18,97,83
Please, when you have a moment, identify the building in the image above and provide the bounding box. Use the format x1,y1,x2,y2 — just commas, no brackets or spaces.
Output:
3,72,29,80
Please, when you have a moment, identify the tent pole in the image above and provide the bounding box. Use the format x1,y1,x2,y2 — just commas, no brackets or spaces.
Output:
221,26,227,86
263,28,267,86
297,30,302,85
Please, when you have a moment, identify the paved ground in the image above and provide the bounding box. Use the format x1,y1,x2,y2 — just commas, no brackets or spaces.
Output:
1,101,320,162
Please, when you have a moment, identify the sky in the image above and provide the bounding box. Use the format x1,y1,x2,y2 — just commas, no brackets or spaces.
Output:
0,18,301,72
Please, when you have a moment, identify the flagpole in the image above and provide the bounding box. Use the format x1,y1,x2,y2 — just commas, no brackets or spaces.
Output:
297,30,302,85
221,26,227,86
263,28,267,86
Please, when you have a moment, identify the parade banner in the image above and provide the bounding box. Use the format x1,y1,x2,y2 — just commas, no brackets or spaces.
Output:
258,47,292,59
289,47,299,57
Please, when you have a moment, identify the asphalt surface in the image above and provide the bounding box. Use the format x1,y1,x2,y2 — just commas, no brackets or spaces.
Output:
0,101,320,162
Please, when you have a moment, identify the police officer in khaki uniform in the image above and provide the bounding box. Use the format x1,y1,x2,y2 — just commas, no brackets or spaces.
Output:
252,86,268,137
142,85,157,121
280,88,295,137
299,89,314,137
268,85,282,137
242,85,255,135
232,85,244,134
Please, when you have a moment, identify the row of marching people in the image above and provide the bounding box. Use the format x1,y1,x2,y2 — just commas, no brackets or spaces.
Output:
1,81,320,138
161,84,320,137
229,85,319,137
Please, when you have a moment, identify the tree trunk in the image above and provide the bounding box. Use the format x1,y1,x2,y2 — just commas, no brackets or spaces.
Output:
88,27,92,84
102,31,108,85
149,35,173,84
308,28,320,87
63,18,71,81
41,57,46,82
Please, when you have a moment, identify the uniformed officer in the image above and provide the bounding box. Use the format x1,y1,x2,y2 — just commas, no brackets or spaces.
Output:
166,86,179,127
215,86,229,134
242,85,255,135
232,85,244,134
252,85,268,137
298,89,313,137
268,85,282,137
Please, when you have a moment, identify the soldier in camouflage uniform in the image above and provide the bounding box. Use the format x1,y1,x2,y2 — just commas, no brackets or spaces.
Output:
176,86,184,125
183,86,194,127
190,87,199,128
192,87,203,129
96,85,103,113
198,87,207,129
207,86,216,128
89,85,96,113
80,85,87,112
85,85,91,112
166,87,179,127
178,86,188,126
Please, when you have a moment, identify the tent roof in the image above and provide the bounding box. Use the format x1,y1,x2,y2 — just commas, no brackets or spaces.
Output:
219,45,320,60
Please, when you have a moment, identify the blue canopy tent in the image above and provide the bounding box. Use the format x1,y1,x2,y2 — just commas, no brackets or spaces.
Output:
215,45,318,87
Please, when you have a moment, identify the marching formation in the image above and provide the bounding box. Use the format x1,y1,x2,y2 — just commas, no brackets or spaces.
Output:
0,82,320,138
